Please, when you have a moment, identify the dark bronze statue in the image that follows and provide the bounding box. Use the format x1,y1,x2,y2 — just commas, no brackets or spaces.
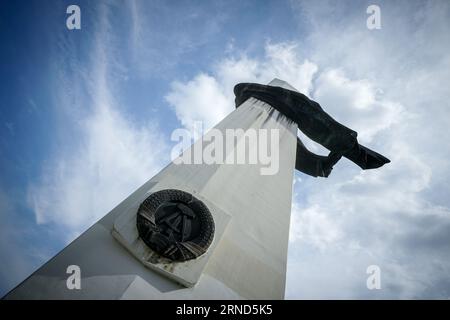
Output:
234,82,390,177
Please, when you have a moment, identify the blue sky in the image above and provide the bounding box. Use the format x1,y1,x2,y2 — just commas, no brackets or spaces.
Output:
1,0,450,298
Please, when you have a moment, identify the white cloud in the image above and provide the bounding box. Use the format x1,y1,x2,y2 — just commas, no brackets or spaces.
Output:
289,203,343,250
28,3,169,238
313,69,403,143
28,106,167,235
284,0,450,299
166,74,231,131
166,42,318,131
164,1,450,298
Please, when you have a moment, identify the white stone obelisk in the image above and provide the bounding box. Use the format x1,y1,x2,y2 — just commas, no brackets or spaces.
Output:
4,79,298,299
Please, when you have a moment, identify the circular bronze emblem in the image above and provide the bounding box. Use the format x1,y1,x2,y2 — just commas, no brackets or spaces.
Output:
136,189,215,262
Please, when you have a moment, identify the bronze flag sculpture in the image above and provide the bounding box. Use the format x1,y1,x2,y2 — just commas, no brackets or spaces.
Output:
234,82,390,177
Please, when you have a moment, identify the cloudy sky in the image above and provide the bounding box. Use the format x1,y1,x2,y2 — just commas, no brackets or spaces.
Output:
1,0,449,299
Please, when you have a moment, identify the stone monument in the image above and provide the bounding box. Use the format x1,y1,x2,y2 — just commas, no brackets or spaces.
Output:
3,79,389,299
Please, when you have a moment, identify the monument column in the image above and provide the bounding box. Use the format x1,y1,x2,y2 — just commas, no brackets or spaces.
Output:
4,79,298,299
